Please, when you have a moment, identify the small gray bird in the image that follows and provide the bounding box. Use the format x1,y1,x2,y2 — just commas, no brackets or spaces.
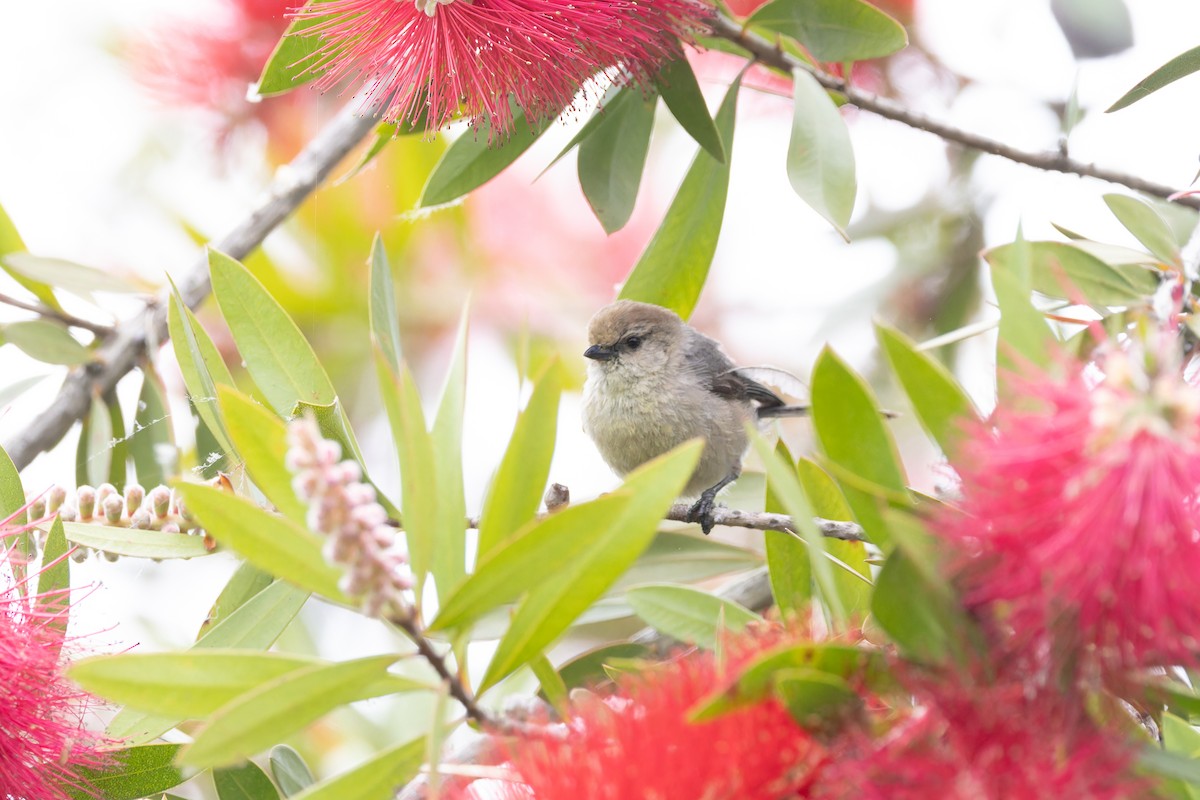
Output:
582,300,810,534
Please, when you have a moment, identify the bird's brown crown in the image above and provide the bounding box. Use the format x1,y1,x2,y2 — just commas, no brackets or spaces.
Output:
587,300,682,346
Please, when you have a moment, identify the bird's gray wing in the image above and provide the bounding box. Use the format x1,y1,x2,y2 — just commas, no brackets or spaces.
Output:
682,332,785,408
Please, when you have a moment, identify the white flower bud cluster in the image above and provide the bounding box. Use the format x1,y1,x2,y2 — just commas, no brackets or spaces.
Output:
286,417,413,617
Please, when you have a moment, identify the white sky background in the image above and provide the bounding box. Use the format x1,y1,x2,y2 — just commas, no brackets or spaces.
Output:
3,0,1200,783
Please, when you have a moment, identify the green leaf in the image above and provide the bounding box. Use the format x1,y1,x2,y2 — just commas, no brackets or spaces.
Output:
2,252,139,297
0,319,89,365
531,654,570,717
168,284,238,458
368,234,403,375
578,86,657,234
776,668,862,730
751,433,846,625
290,736,425,800
181,654,405,768
985,240,1157,306
1160,712,1200,799
107,580,310,744
198,562,276,640
209,248,336,416
292,399,370,486
77,395,110,488
625,583,760,648
0,445,28,587
479,441,703,691
176,484,349,603
876,322,978,455
618,76,741,319
1104,193,1180,266
1051,0,1131,60
430,308,470,598
1139,746,1200,788
131,366,175,487
67,744,186,800
219,386,309,524
796,458,871,616
419,105,559,207
787,69,857,239
657,57,726,163
71,651,322,718
1108,44,1200,112
0,201,61,310
477,360,563,558
255,3,329,96
556,642,652,689
986,229,1055,370
36,516,70,653
105,390,129,491
375,353,437,596
748,0,908,61
271,745,316,796
609,530,762,595
810,348,907,552
62,522,211,559
0,373,49,409
214,761,282,800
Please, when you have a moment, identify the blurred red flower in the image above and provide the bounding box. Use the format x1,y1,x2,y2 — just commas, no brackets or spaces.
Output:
0,515,113,800
939,333,1200,670
299,0,710,135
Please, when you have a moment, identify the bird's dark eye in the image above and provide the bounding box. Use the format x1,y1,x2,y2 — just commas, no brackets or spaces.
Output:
624,335,643,351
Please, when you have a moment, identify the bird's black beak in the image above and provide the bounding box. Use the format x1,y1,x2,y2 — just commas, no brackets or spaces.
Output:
584,344,617,361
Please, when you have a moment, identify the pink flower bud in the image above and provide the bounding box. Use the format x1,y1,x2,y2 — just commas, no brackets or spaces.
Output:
124,484,145,517
102,494,124,526
76,486,96,521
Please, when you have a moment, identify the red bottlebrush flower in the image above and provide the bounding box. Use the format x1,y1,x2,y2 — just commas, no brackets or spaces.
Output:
0,522,113,799
299,0,711,136
938,333,1200,669
815,672,1141,799
474,630,824,800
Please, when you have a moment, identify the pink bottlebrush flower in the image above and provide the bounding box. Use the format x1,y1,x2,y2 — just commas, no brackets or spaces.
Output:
469,628,824,800
814,672,1141,800
285,416,412,616
938,332,1200,669
0,514,114,799
299,0,712,136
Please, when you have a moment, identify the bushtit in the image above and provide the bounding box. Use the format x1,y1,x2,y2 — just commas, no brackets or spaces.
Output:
582,300,809,534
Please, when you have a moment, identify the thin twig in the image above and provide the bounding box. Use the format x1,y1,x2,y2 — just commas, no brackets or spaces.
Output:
0,293,113,336
708,15,1200,210
1,105,381,471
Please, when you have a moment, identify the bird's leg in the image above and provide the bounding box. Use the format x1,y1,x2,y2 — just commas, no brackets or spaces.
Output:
687,469,739,535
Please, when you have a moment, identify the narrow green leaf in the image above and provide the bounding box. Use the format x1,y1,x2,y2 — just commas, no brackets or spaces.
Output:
542,83,625,175
1108,44,1200,112
36,516,70,653
71,651,322,718
420,105,559,207
197,562,276,640
618,76,741,319
1139,746,1200,787
62,522,210,559
986,229,1055,369
608,530,762,595
181,654,404,767
219,386,309,524
477,359,562,558
556,642,652,690
430,308,470,598
764,440,810,616
876,322,978,455
255,3,329,96
531,655,570,717
810,348,908,552
290,736,425,800
105,389,129,491
787,69,856,239
67,744,185,800
657,57,726,163
0,445,28,585
214,761,282,800
796,458,872,617
752,432,846,625
625,583,760,648
985,240,1156,306
76,397,105,488
0,319,89,365
747,0,908,61
375,353,437,596
2,252,139,296
167,284,238,458
368,234,403,375
292,399,370,490
1104,193,1181,266
107,580,310,744
271,745,316,797
480,441,702,691
131,366,175,488
578,87,657,234
776,668,862,730
209,248,336,416
0,201,61,310
0,373,48,409
176,484,349,603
